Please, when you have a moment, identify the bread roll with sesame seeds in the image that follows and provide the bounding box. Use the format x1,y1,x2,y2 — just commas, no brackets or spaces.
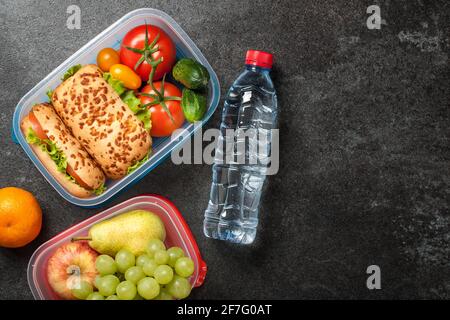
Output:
21,103,106,198
51,64,152,179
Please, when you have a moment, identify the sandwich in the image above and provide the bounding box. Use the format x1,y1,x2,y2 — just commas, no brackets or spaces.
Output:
51,64,152,179
21,103,106,198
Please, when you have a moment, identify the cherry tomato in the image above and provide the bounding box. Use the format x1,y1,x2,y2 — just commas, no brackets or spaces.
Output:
109,64,142,90
139,82,184,137
96,48,120,72
120,25,176,82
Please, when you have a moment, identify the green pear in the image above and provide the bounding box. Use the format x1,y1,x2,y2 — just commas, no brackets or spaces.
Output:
73,210,166,256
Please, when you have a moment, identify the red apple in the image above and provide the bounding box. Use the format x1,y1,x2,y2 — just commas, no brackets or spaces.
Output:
47,242,99,300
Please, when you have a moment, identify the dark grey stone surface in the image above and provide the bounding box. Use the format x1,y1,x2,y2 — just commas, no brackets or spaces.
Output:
0,0,448,299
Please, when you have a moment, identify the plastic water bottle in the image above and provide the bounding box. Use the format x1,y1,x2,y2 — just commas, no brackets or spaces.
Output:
204,50,277,244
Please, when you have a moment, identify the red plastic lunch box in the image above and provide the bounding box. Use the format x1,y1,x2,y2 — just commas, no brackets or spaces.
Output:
27,195,207,300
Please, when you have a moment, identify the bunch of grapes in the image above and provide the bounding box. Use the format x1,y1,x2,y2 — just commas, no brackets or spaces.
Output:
71,239,195,300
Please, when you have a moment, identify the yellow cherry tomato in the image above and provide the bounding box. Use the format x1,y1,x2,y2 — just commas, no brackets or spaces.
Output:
109,64,142,90
97,48,120,72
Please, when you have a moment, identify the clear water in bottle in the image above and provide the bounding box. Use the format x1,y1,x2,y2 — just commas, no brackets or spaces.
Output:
204,50,277,244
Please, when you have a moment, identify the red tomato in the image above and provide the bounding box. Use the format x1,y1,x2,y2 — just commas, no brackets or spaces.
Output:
140,82,184,137
120,25,176,82
66,165,92,190
29,111,48,140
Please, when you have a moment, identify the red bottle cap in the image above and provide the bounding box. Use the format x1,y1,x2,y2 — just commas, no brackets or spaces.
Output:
245,50,273,69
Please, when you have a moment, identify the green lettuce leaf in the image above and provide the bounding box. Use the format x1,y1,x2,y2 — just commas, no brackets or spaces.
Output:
135,109,151,131
103,72,126,96
46,89,54,101
26,128,42,145
93,183,106,196
127,153,150,175
103,73,151,131
121,90,142,113
27,128,67,174
26,128,106,195
122,90,152,131
61,64,82,81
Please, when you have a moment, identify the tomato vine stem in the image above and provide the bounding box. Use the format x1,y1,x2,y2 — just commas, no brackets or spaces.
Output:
125,24,179,123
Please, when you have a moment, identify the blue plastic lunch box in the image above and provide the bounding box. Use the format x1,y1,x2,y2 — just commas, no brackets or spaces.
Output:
11,8,220,207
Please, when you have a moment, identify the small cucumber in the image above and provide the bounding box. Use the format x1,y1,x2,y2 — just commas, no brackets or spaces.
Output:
181,88,207,123
172,58,210,90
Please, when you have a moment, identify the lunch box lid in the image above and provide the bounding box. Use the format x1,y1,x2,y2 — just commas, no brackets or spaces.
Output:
27,194,207,300
12,8,220,208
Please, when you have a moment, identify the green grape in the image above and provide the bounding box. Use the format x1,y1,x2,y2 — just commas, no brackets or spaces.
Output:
175,257,195,278
142,259,158,277
116,280,137,300
137,277,160,300
154,250,169,265
153,265,174,285
125,266,146,284
86,292,105,300
167,247,185,267
155,288,174,300
115,249,136,273
166,275,191,299
94,275,102,289
71,280,93,300
136,254,152,268
106,295,119,300
146,239,166,258
97,275,120,297
95,255,117,275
